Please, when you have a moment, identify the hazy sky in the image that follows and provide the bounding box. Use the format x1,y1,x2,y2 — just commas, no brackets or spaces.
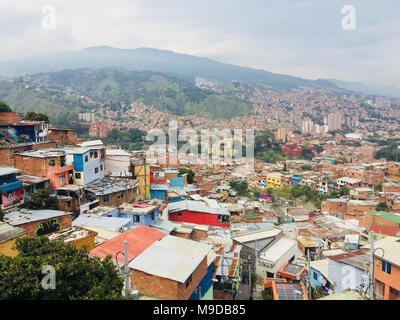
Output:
1,0,399,87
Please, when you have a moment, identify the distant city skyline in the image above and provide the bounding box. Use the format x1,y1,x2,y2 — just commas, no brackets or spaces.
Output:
0,0,399,87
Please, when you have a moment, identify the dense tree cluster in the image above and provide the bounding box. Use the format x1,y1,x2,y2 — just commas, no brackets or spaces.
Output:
0,237,123,300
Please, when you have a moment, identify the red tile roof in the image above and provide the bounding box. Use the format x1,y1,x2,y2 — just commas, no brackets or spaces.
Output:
89,225,166,264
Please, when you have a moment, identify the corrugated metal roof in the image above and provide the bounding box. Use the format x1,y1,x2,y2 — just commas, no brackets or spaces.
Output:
4,209,71,226
90,225,166,264
327,250,370,270
168,200,229,216
0,222,26,243
362,236,400,266
128,235,212,283
259,237,297,263
0,167,21,176
232,228,281,244
72,216,131,232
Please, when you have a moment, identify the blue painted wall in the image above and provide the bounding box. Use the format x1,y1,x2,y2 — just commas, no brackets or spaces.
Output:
310,267,333,292
189,262,214,300
73,154,84,172
170,176,184,187
117,209,159,229
150,189,167,200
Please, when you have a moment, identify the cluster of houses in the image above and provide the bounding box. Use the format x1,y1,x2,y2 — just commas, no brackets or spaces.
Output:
1,110,399,300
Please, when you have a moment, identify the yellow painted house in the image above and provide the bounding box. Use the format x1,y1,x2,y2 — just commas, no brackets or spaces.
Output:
266,172,283,189
133,161,151,199
0,222,27,257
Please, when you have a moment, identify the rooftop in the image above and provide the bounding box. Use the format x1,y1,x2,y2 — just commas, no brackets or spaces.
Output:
3,209,71,226
90,225,166,264
72,216,131,232
0,167,21,176
168,200,229,216
368,211,400,224
47,226,96,243
0,221,26,243
128,235,212,283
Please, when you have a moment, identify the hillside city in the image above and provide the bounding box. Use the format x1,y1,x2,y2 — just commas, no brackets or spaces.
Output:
1,92,400,301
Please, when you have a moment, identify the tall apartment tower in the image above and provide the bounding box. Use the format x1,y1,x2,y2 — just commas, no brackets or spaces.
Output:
328,112,343,131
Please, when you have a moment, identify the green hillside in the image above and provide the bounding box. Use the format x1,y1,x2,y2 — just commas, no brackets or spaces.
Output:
0,68,254,121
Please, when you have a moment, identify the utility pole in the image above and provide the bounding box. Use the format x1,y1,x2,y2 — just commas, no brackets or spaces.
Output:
143,157,148,200
307,249,312,300
123,240,130,299
116,240,138,300
221,251,225,300
369,231,375,300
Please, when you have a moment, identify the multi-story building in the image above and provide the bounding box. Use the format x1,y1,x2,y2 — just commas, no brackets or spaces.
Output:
370,237,400,300
65,147,106,185
0,167,24,210
13,150,74,190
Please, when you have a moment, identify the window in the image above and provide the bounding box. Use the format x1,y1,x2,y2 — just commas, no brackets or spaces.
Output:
185,274,192,288
95,167,99,174
382,261,392,274
59,174,66,185
133,215,140,223
75,173,81,179
94,151,98,158
150,211,155,221
49,160,56,166
177,212,182,217
90,151,93,158
390,287,399,296
117,192,124,199
100,164,103,171
313,272,318,281
103,195,110,202
85,156,88,162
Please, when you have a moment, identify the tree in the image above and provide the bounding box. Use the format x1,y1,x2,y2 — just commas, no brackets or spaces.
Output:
0,101,12,112
179,168,195,184
0,237,123,300
24,112,49,123
377,202,389,212
22,190,59,210
375,183,383,192
229,180,248,196
301,164,313,171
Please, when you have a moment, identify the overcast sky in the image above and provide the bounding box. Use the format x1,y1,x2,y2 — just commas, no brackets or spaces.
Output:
1,0,399,87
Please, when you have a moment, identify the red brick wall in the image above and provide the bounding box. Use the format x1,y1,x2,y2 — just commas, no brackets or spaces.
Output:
365,214,400,229
17,214,72,237
98,188,136,206
0,112,22,125
130,256,207,300
0,141,57,167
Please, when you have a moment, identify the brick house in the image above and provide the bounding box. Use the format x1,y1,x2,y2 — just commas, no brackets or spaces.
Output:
13,149,74,190
3,208,72,237
368,237,400,300
365,211,400,229
85,177,139,207
128,235,213,300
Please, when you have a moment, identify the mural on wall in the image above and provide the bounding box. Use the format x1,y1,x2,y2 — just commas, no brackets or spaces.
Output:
35,218,61,236
0,127,33,142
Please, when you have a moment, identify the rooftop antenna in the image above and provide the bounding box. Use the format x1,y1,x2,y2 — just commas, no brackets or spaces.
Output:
116,240,139,300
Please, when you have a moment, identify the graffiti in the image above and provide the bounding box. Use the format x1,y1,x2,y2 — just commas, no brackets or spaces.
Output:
35,218,61,236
